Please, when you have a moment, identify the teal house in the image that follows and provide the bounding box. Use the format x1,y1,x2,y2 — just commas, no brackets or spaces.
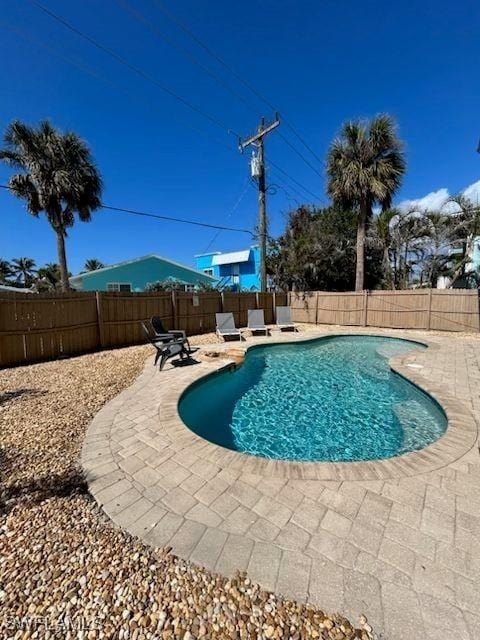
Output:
70,254,218,292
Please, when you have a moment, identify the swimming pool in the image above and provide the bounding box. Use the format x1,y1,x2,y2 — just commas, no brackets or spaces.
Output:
178,335,447,462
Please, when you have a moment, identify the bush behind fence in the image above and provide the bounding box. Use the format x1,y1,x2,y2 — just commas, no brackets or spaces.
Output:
0,288,478,367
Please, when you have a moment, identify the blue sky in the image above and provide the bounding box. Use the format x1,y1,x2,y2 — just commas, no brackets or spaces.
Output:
1,0,479,275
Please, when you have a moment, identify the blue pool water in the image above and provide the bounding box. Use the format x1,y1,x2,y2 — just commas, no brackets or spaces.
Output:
179,336,447,462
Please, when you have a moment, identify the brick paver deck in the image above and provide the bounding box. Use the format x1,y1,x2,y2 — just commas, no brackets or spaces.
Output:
83,328,480,640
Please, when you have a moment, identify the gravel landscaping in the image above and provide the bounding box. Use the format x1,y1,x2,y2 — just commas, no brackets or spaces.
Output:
0,339,372,639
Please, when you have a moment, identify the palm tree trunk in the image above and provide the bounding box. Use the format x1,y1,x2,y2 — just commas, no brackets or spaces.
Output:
355,203,368,291
56,229,70,292
383,247,393,289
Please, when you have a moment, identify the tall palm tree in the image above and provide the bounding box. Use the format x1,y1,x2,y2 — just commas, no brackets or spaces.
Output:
327,115,406,291
0,120,102,292
11,257,36,286
0,258,13,283
84,258,104,272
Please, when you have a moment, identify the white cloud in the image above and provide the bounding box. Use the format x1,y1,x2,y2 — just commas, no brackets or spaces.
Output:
463,180,480,204
398,180,480,213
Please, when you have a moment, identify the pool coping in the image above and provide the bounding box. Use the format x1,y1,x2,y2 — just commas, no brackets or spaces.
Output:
81,328,480,635
83,332,477,490
148,331,476,481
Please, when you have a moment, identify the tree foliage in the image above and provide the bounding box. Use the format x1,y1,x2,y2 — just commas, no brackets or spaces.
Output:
11,257,37,286
0,258,13,283
268,206,384,291
0,120,102,291
84,258,105,272
326,115,406,291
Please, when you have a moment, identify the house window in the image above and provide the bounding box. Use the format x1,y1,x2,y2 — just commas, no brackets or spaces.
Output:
184,284,195,292
203,268,213,276
107,283,132,292
231,263,240,285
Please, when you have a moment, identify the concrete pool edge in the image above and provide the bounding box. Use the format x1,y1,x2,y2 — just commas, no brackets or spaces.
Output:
83,330,478,488
81,329,480,637
168,332,477,481
177,333,449,463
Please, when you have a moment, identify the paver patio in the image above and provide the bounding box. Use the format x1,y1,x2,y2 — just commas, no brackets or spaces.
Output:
83,327,480,640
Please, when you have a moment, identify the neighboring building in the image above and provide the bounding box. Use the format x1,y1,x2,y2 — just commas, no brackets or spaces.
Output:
437,235,480,289
194,246,260,291
0,284,33,293
70,254,218,292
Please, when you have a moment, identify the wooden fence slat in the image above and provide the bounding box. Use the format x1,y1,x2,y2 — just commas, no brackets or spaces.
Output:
1,288,478,367
289,289,479,333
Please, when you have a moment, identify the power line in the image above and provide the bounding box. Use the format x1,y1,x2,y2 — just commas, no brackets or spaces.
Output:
152,0,324,167
268,160,322,201
0,19,234,154
202,178,252,252
1,18,319,208
113,0,258,116
114,0,322,179
278,132,323,179
6,6,323,213
29,0,237,136
0,185,254,235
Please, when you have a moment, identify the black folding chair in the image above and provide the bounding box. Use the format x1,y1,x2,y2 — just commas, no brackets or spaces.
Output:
151,315,194,353
142,322,189,370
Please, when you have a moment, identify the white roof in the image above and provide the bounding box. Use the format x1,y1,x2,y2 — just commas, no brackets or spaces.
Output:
212,250,250,266
0,284,33,293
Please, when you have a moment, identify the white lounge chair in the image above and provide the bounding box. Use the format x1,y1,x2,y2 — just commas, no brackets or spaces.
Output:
215,312,244,341
276,306,297,332
248,309,268,336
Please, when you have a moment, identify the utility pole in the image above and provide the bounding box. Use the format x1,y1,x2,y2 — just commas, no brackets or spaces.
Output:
239,114,280,292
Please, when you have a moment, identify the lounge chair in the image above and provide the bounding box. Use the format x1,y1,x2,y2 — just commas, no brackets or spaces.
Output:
142,322,191,370
151,315,192,352
248,309,268,336
215,312,244,341
275,306,297,332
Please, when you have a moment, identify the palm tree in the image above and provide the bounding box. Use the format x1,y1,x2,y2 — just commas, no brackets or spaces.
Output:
327,115,406,291
393,212,427,288
0,120,102,292
445,195,480,287
0,258,13,283
418,210,454,287
84,258,104,272
11,257,36,286
373,208,398,288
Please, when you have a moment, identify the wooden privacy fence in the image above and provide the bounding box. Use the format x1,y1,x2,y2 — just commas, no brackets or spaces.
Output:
289,289,480,333
0,290,288,367
2,288,476,367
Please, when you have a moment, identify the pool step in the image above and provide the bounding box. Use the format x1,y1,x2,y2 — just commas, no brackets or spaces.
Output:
225,347,247,364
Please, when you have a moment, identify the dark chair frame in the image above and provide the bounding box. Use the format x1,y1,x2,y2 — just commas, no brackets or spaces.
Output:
151,315,193,353
142,322,196,370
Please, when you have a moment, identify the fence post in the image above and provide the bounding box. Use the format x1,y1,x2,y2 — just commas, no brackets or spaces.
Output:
426,288,433,330
315,292,320,325
255,291,260,310
171,290,177,330
477,289,480,333
363,290,368,327
272,291,276,322
221,291,225,314
95,291,105,349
